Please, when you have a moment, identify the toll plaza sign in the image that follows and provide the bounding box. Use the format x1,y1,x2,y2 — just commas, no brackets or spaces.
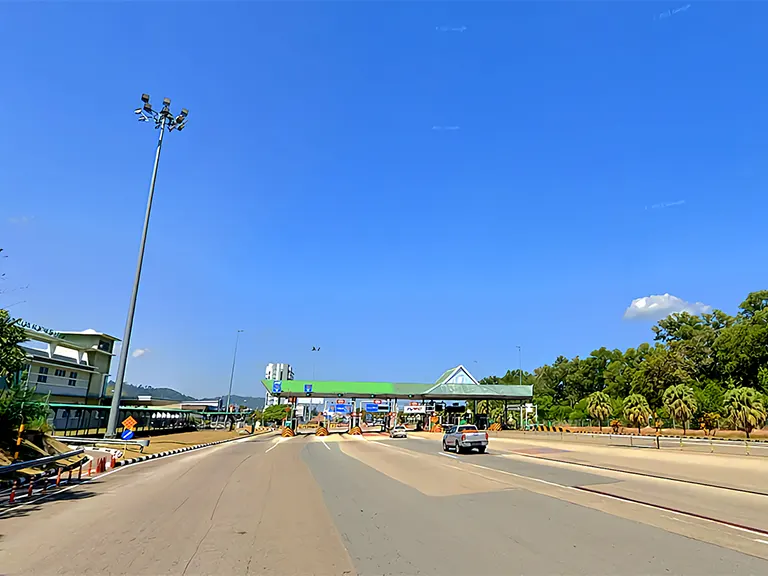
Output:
403,405,426,414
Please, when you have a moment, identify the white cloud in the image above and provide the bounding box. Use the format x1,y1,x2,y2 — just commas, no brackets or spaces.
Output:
132,348,150,358
7,216,33,225
623,293,711,320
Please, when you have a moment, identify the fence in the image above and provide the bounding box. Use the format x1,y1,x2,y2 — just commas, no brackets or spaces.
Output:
507,429,768,457
50,403,201,437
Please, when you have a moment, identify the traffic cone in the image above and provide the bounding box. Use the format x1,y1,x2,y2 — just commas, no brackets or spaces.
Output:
9,480,17,504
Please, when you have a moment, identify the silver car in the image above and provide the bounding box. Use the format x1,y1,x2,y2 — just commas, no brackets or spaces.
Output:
389,425,407,438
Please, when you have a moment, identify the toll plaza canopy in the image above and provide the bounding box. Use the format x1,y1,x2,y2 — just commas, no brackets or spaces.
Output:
261,365,533,401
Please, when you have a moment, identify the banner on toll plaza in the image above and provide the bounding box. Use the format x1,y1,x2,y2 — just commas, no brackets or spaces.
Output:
403,405,426,414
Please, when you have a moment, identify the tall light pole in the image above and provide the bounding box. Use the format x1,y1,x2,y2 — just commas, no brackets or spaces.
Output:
517,345,524,428
226,330,244,414
106,94,189,438
311,346,320,380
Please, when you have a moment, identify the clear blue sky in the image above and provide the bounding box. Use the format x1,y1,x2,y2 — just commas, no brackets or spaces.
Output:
1,2,765,399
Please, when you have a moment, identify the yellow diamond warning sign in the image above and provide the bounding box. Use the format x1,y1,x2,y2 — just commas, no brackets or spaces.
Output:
122,416,138,431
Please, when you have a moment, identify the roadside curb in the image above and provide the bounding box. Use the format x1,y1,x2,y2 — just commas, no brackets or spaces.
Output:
116,429,277,467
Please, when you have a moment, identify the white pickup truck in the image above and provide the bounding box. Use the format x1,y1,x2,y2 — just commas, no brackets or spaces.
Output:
442,424,488,454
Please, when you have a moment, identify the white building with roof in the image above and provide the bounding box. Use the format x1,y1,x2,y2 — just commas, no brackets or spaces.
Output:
16,321,120,404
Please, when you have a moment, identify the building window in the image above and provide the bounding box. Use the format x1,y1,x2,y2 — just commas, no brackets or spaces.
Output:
98,340,111,352
68,371,78,386
37,366,49,383
54,368,66,377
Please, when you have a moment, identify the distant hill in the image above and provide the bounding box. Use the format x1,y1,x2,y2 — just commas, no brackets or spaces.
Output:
123,383,197,401
108,382,264,409
202,395,265,410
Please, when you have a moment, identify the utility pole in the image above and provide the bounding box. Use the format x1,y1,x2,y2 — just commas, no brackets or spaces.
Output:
311,346,320,380
106,95,188,438
226,330,244,417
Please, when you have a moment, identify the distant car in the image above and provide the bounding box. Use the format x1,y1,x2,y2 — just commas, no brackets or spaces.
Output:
390,425,408,438
442,424,488,453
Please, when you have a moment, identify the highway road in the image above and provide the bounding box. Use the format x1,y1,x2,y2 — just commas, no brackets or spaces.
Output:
3,431,768,575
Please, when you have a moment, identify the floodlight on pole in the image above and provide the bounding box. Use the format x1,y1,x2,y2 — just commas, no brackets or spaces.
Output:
105,94,189,438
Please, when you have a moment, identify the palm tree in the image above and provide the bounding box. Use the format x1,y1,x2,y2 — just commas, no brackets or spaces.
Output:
662,384,697,435
586,391,611,431
724,387,767,439
623,394,652,434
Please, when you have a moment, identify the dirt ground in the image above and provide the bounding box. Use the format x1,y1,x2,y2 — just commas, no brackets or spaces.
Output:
566,425,768,440
115,428,272,460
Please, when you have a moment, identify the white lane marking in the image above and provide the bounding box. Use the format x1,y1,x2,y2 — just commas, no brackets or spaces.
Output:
438,452,458,459
321,438,331,450
465,460,768,537
754,539,768,545
410,436,425,440
266,438,289,453
1,433,274,517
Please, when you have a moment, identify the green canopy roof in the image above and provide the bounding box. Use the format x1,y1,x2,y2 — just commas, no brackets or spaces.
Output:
260,379,532,400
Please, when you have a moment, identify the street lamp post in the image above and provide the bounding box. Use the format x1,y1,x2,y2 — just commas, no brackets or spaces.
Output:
106,94,189,438
516,345,523,428
226,330,245,415
311,346,320,380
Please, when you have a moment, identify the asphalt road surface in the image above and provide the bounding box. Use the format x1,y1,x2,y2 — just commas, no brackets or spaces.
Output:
3,432,768,575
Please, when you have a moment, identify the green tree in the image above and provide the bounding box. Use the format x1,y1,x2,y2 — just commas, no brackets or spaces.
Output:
0,309,27,384
262,404,290,424
586,391,611,430
631,345,691,409
693,381,725,415
662,384,697,435
0,381,51,447
622,394,652,434
723,387,767,439
713,292,768,387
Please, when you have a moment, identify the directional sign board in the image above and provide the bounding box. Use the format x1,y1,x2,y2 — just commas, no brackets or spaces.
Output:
403,405,426,414
272,381,282,394
304,384,313,394
365,403,380,413
334,404,353,414
121,416,138,430
121,429,135,440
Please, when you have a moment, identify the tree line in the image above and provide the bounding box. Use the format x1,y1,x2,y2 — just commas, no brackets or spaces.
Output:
479,290,768,436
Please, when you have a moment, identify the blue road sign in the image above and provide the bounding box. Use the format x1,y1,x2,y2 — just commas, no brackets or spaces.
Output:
121,429,135,440
334,404,353,414
365,403,380,412
272,381,282,394
304,384,313,393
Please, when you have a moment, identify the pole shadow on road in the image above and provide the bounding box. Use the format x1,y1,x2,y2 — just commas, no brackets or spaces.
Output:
0,483,98,520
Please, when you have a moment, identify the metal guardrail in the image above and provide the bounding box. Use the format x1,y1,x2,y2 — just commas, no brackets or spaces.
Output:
507,429,768,457
0,448,85,476
52,436,150,448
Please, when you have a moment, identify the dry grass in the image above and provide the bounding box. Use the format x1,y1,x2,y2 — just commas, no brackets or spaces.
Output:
116,428,269,460
567,425,768,440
